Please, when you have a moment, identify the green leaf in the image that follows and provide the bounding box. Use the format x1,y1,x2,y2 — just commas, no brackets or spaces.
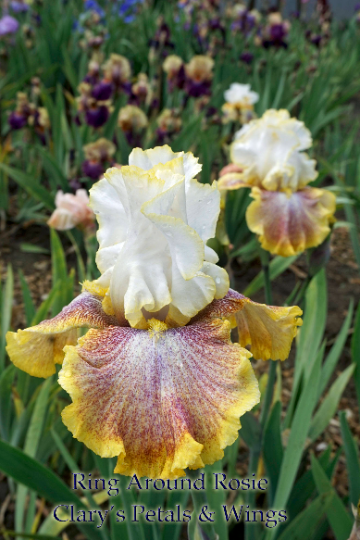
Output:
239,412,262,452
0,439,81,504
104,99,123,140
263,401,283,503
351,301,360,405
0,163,54,210
311,454,352,540
266,348,321,538
66,231,86,283
50,429,110,540
36,146,68,191
243,255,299,297
187,515,213,540
322,160,360,270
285,271,327,428
1,531,62,540
162,488,191,540
339,411,360,507
31,282,61,326
308,364,355,442
286,446,339,519
50,229,68,315
0,264,14,372
19,270,36,326
16,378,52,534
277,492,334,540
0,440,104,540
20,243,50,254
318,300,354,398
205,462,228,540
0,364,16,441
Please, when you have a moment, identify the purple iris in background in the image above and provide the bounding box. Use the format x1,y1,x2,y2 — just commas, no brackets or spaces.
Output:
240,51,254,64
82,160,105,180
10,1,29,13
9,111,28,129
91,80,113,100
85,104,109,128
0,14,19,35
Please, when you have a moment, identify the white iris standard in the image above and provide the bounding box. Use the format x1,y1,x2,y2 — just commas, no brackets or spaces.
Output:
230,109,317,191
88,145,229,329
224,83,259,107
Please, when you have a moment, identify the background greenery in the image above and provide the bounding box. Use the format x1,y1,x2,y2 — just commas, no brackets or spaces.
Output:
1,1,360,539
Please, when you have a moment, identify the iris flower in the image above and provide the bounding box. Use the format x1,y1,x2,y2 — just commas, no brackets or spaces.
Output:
218,110,336,257
222,83,259,124
6,146,302,479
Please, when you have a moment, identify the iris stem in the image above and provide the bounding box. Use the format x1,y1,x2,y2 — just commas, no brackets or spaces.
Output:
259,249,277,428
260,360,277,429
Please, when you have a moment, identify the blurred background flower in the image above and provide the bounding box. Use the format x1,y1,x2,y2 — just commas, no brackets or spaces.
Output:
48,189,94,231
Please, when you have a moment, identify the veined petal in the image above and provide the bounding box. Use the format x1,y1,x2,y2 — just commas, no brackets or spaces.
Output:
246,187,336,257
6,293,119,378
194,288,302,361
59,318,259,479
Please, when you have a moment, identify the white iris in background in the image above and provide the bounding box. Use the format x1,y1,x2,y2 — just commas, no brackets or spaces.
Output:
230,109,317,191
224,83,259,107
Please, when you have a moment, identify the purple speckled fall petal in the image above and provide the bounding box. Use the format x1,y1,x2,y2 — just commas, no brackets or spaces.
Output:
59,317,259,479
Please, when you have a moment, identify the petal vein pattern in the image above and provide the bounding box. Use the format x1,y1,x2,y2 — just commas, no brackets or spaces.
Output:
59,317,260,479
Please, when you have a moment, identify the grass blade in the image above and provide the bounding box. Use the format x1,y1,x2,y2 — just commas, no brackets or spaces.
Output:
0,440,105,540
19,270,36,326
318,300,354,398
339,411,360,508
0,265,14,372
311,454,352,540
15,378,52,534
265,347,321,540
243,255,299,297
308,364,355,442
277,492,334,540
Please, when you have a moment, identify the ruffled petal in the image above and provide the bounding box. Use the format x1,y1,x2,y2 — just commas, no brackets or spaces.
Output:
59,317,260,479
6,293,119,378
166,267,216,325
194,289,302,361
230,110,316,191
246,187,336,257
91,162,228,328
129,146,202,184
89,176,129,249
